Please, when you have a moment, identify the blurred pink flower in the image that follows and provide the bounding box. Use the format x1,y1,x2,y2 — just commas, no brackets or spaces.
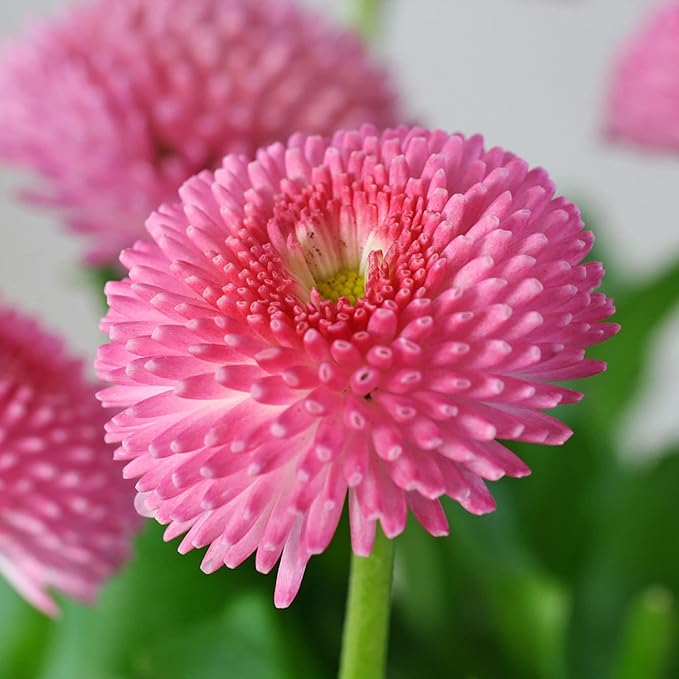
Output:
97,125,618,607
0,304,139,615
0,0,398,265
605,1,679,151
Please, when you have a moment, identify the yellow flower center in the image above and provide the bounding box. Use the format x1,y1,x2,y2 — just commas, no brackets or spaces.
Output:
316,268,365,303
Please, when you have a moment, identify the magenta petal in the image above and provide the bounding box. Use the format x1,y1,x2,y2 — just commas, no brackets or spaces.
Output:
0,0,399,264
96,125,618,606
0,304,139,614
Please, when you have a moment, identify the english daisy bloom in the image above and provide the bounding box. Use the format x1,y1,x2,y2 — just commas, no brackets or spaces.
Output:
605,1,679,152
97,125,618,607
0,0,398,264
0,304,139,615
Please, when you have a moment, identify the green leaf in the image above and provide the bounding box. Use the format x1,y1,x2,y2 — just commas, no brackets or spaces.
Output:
395,519,449,638
391,493,571,679
506,429,608,580
488,571,570,679
0,580,52,679
568,448,679,678
605,450,679,592
587,257,679,435
36,521,261,679
137,591,315,679
448,499,570,679
610,587,675,679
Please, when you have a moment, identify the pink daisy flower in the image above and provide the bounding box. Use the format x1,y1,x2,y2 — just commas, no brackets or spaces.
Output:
0,304,139,615
97,125,618,607
0,0,398,265
605,1,679,151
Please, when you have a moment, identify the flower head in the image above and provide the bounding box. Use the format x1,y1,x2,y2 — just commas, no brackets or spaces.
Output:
0,304,139,615
0,0,398,264
97,125,618,607
605,1,679,151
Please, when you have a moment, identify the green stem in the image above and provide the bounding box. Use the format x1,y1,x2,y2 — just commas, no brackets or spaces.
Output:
338,527,395,679
352,0,383,42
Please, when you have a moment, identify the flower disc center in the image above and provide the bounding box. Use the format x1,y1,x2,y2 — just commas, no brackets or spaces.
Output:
316,268,365,303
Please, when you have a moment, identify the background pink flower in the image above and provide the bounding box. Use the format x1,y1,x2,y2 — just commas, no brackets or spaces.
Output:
605,0,679,152
0,303,139,615
97,125,618,607
0,0,398,264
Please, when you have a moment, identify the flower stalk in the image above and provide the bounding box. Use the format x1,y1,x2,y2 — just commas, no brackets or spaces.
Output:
338,528,395,679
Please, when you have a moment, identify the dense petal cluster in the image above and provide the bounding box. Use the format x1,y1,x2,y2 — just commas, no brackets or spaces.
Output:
605,1,679,151
0,0,398,264
97,125,618,607
0,304,139,615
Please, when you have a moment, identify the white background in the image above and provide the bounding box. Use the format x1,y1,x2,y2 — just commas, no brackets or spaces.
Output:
0,0,676,456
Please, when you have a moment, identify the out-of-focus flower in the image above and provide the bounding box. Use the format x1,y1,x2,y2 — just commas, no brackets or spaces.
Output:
97,125,618,607
0,304,139,615
605,1,679,151
0,0,398,265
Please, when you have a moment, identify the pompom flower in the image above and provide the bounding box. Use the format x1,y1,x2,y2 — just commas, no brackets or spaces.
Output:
0,304,139,615
0,0,398,265
605,0,679,151
97,125,618,607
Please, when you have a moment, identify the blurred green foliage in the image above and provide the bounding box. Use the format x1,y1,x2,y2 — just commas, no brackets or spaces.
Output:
2,239,679,679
